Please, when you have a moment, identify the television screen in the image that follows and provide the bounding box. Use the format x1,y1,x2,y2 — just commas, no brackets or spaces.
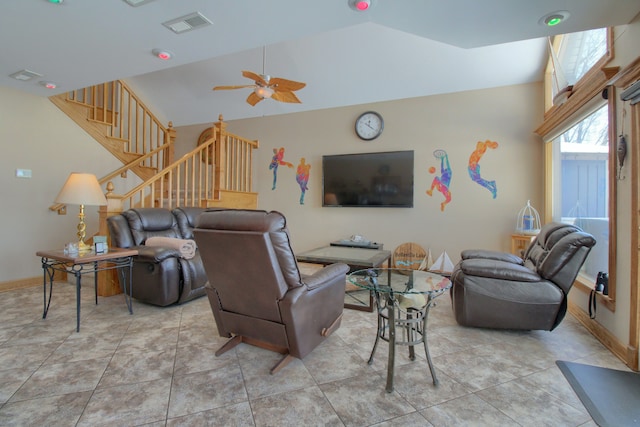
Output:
322,150,414,207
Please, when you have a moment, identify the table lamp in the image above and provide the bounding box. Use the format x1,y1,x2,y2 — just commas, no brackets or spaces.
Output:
54,172,107,253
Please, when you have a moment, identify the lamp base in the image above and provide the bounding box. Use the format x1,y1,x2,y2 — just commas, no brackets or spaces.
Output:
78,240,92,253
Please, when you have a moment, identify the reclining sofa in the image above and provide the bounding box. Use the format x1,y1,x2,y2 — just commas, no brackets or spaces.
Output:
107,207,209,306
450,222,596,331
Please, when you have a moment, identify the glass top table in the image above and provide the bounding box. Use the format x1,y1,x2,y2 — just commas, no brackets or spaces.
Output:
349,268,452,392
296,246,391,311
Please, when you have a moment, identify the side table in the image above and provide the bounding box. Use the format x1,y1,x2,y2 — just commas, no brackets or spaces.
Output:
36,248,138,332
349,268,452,393
511,233,536,257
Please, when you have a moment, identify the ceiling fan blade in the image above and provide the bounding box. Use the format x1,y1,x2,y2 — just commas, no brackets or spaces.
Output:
213,84,255,91
246,91,263,106
242,70,267,86
269,77,306,92
271,90,302,104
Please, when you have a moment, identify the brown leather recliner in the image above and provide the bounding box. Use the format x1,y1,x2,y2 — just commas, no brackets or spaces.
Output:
451,222,596,331
107,207,209,306
194,209,349,374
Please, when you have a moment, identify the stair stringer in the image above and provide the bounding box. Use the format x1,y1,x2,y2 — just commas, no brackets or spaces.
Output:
49,94,155,181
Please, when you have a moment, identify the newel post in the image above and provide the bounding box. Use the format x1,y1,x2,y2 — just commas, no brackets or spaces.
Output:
214,114,227,191
97,181,125,297
165,121,176,169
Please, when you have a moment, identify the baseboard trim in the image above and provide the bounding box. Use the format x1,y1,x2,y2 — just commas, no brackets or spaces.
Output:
0,276,41,292
568,300,635,370
0,270,67,293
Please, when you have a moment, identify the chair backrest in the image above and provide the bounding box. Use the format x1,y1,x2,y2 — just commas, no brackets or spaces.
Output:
172,207,208,239
194,209,303,323
523,222,596,294
121,208,181,245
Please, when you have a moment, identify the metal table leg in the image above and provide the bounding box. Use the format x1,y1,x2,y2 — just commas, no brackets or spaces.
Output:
385,292,396,393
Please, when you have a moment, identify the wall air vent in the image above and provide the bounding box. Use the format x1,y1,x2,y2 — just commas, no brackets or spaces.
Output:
162,12,212,34
9,69,43,81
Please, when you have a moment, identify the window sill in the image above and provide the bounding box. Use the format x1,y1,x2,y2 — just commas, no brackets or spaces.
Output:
574,275,615,312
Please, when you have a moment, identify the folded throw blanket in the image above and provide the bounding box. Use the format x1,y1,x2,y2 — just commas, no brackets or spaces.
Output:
145,237,197,259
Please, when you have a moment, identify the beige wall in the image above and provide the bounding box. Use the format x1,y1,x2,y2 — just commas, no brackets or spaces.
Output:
178,82,544,261
0,86,122,283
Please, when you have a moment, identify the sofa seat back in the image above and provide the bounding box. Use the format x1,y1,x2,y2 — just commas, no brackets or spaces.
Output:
107,207,209,306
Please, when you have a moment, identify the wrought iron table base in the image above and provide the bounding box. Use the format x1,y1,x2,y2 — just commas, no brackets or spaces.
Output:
41,256,134,332
368,290,439,393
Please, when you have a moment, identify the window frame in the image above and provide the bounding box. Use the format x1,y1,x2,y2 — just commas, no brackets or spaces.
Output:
536,28,619,311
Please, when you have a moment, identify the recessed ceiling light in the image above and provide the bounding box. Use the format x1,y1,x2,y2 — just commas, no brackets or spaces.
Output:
40,81,57,89
349,0,371,11
47,0,64,4
152,49,173,60
540,10,570,27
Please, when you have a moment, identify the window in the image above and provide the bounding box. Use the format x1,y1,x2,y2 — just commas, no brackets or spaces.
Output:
537,27,616,306
555,28,608,91
551,103,609,282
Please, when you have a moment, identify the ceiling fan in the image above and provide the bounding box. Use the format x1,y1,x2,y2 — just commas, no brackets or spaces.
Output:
212,47,306,106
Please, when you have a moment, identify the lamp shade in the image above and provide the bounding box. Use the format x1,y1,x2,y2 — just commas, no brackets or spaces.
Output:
55,173,107,206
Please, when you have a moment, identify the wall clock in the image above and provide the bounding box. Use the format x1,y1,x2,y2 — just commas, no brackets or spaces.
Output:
355,111,384,141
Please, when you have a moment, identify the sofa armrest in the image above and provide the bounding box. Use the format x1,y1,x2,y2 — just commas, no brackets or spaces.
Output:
135,245,182,263
303,263,349,290
461,249,523,265
460,258,540,282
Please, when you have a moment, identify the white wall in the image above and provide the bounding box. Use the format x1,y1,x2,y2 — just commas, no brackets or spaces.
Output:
0,86,122,282
178,82,544,261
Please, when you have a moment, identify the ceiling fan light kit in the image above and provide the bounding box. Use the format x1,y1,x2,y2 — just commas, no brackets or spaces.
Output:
212,47,306,106
254,86,274,99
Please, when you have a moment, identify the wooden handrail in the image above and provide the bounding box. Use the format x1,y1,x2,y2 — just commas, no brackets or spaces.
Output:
65,80,173,170
49,137,174,213
107,116,259,212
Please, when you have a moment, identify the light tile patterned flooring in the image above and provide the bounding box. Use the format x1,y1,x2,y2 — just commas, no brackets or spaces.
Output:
0,280,629,426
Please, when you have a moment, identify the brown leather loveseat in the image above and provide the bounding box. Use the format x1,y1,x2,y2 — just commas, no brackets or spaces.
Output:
107,207,209,306
451,222,596,331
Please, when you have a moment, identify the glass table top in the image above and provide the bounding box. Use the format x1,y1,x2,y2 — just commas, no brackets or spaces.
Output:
296,246,391,267
348,268,451,295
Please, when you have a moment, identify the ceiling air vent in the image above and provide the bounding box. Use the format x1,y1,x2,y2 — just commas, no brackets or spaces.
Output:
10,69,43,81
122,0,156,6
162,12,212,34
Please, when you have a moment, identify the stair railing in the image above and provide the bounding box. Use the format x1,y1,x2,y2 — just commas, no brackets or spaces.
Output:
49,141,174,214
104,115,259,213
64,80,174,171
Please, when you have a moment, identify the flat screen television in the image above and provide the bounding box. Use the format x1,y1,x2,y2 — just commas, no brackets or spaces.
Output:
322,150,414,207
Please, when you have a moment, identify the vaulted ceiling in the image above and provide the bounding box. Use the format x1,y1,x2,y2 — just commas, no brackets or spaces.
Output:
2,1,639,126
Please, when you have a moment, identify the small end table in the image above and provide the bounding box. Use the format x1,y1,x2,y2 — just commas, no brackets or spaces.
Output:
349,268,452,393
37,247,138,332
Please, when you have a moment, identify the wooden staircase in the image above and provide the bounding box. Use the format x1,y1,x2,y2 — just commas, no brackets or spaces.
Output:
49,80,173,182
50,79,260,296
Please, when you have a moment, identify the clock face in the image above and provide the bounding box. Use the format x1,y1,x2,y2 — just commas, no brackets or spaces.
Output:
355,111,384,141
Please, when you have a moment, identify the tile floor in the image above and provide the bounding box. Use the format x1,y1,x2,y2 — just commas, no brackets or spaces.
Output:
0,280,629,426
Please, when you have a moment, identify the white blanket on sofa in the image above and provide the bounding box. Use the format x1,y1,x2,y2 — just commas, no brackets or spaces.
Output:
145,236,197,259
